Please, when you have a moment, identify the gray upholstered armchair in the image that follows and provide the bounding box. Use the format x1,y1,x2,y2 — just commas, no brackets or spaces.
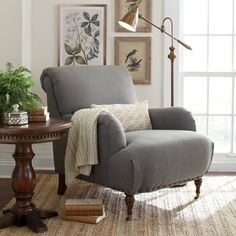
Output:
40,65,213,220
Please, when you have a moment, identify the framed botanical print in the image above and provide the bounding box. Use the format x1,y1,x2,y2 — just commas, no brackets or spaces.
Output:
115,37,151,84
115,0,152,32
58,4,107,66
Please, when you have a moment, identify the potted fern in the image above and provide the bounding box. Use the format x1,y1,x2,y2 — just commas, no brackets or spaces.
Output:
0,63,42,122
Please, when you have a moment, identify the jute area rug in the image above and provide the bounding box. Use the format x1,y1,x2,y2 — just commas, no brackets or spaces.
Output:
1,174,236,236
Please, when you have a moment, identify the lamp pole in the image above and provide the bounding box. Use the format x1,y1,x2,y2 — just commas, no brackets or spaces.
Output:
161,17,176,107
118,9,192,107
139,15,189,106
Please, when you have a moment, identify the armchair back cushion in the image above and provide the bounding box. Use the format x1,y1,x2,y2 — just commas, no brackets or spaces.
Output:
40,65,137,115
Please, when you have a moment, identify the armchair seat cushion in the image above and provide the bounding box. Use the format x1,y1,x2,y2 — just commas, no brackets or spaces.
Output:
108,130,213,194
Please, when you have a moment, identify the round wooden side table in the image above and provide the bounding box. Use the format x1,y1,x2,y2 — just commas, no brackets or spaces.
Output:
0,119,71,233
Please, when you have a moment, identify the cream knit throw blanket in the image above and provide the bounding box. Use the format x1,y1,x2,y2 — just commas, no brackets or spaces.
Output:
65,108,108,185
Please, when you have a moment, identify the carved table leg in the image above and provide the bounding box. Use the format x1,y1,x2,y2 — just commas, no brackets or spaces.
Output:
0,143,58,233
125,194,135,221
194,178,202,200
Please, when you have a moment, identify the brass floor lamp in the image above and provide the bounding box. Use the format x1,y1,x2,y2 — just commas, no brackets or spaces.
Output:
118,7,192,106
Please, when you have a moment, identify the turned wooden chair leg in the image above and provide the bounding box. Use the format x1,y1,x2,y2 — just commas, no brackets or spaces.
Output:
125,194,135,221
57,174,67,195
194,178,202,200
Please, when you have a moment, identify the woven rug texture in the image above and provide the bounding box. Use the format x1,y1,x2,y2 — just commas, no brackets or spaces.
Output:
1,174,236,236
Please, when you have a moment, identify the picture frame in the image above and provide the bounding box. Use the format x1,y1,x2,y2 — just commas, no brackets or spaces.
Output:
115,0,152,32
115,37,151,84
58,4,107,66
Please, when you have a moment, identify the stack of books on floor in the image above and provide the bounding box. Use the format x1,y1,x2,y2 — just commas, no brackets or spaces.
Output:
63,199,105,224
28,107,50,122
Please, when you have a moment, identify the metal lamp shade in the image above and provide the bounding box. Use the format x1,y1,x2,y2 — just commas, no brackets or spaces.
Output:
118,8,139,32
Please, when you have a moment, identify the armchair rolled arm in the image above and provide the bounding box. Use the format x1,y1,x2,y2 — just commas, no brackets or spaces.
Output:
97,113,127,158
62,113,126,157
149,107,196,131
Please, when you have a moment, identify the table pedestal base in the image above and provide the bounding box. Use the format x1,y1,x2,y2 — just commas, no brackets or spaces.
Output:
0,143,58,233
0,119,71,233
0,208,58,233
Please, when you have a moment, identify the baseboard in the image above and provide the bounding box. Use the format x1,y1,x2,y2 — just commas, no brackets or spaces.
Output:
0,161,15,178
0,143,54,178
209,162,236,172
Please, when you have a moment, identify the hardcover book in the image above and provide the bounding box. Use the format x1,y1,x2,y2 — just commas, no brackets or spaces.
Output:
63,211,106,224
29,113,50,122
65,199,103,205
64,199,103,211
29,107,48,116
64,209,104,216
63,199,105,224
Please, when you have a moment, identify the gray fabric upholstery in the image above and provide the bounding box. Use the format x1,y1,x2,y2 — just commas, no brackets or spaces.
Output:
82,130,213,194
40,65,214,195
149,107,196,131
40,65,137,174
80,113,127,185
41,65,137,115
42,74,61,118
108,130,213,194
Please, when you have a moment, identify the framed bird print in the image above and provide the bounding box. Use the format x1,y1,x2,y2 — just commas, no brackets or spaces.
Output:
115,37,151,84
58,4,107,66
115,0,152,32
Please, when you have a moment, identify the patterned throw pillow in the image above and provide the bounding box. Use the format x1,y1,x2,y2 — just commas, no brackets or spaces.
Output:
91,100,152,132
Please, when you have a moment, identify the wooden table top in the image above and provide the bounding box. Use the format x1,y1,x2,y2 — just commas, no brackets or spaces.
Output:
0,118,72,144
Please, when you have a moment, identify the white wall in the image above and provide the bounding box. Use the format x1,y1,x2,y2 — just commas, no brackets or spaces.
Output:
0,0,22,68
31,0,164,107
0,0,164,177
0,0,23,177
22,0,31,68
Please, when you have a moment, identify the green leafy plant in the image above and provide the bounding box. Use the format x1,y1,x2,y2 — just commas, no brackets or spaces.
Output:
0,62,42,121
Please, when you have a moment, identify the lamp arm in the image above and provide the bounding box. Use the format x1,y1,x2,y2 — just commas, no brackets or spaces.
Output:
161,17,174,47
139,14,192,50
